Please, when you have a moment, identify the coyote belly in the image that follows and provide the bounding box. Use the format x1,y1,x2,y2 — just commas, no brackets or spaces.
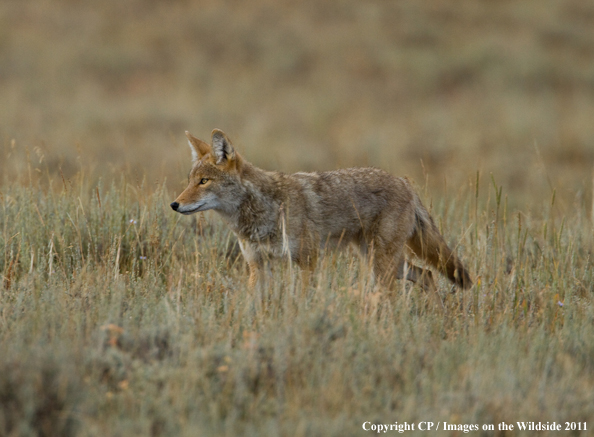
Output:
171,129,472,291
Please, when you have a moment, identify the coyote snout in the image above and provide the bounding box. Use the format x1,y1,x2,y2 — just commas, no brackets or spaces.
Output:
172,129,472,291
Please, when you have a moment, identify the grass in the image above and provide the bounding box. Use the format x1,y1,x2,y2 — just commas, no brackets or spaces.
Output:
1,168,593,436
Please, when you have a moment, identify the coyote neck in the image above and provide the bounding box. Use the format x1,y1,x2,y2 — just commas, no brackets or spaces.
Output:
220,164,283,243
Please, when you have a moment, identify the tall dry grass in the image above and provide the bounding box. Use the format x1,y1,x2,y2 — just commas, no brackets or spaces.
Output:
1,162,593,435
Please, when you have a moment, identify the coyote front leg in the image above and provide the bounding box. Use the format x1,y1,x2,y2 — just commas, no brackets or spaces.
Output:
247,261,263,289
238,239,263,289
296,252,317,292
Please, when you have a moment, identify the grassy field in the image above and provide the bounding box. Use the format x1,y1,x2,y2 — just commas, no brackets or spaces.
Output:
1,170,593,436
2,0,594,435
0,169,594,436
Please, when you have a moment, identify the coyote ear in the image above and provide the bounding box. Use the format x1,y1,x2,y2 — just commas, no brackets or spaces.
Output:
185,131,211,163
211,129,235,164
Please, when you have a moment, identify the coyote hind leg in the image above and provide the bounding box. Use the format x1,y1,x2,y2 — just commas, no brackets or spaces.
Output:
396,259,436,292
370,239,436,292
369,205,416,290
371,235,409,291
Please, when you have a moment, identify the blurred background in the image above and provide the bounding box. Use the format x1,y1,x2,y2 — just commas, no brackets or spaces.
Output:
1,0,593,210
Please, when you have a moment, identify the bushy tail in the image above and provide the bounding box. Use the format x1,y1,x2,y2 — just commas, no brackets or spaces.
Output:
407,195,472,290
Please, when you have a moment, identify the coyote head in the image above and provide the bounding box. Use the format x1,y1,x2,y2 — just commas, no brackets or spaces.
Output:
171,129,243,215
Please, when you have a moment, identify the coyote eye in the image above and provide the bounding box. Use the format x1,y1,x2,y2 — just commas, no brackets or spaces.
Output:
199,178,209,185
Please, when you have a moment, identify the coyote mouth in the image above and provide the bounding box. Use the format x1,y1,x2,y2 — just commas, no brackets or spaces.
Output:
180,206,203,215
179,202,207,215
181,209,200,215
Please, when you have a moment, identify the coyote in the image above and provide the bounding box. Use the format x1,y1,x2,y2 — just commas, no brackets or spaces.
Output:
171,129,472,291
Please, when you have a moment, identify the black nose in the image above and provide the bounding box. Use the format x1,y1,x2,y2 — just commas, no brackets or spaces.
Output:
170,202,179,211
